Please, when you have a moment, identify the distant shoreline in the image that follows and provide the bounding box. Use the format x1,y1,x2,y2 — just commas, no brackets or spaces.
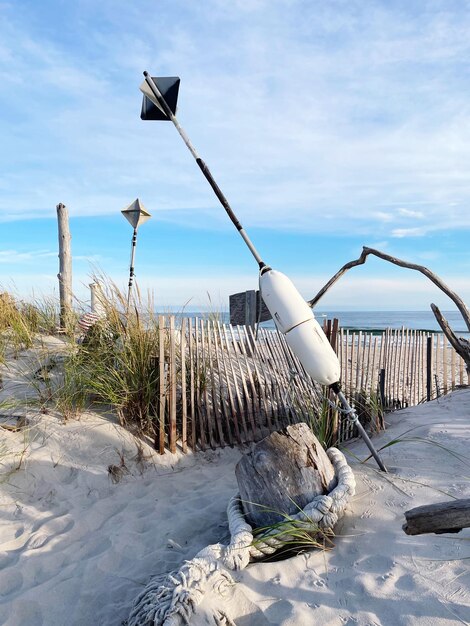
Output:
165,310,469,336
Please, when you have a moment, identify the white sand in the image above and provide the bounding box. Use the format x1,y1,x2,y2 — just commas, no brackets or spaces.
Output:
0,348,469,625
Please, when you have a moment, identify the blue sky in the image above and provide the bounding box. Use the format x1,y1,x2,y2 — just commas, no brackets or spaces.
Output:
0,0,469,311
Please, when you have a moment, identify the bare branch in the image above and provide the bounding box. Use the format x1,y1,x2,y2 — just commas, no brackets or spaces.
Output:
430,304,462,354
309,247,470,334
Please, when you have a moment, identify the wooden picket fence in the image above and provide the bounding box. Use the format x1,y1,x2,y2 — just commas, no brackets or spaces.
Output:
155,315,326,454
337,327,469,410
154,316,469,454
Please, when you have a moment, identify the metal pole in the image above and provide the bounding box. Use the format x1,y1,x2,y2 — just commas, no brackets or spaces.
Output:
335,389,388,472
142,72,266,270
127,227,137,308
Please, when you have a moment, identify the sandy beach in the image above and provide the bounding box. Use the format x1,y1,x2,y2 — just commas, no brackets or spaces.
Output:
0,342,469,626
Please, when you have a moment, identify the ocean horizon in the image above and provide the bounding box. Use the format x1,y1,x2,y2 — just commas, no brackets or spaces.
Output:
164,310,469,336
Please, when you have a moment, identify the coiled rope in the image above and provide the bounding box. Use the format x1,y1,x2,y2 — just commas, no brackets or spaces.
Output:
128,447,355,626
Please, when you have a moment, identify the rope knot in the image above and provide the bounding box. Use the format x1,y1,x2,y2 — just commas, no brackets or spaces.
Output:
128,446,355,626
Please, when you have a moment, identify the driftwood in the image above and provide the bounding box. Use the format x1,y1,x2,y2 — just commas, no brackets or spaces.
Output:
308,247,470,375
403,498,470,535
56,202,73,331
235,422,336,528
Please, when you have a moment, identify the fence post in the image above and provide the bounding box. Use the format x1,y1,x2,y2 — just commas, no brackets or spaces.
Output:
379,368,386,408
426,335,432,401
56,202,73,331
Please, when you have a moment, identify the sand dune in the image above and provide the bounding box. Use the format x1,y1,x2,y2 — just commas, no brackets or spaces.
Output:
0,355,469,625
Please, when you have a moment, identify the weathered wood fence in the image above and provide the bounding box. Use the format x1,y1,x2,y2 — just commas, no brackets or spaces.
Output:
155,315,323,454
337,327,469,410
155,316,469,454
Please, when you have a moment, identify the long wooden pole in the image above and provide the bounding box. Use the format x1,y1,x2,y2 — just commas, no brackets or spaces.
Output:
56,203,73,331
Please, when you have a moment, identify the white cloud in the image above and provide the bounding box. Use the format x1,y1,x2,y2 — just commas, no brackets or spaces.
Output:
0,1,469,240
392,227,428,238
373,212,394,223
0,249,56,263
398,208,424,219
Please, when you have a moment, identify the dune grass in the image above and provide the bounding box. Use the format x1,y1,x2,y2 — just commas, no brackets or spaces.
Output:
51,281,163,433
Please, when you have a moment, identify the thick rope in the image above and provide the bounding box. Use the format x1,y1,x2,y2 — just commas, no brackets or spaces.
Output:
127,447,355,626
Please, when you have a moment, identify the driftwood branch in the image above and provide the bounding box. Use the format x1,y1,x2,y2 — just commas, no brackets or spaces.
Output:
431,304,470,360
308,247,470,373
403,498,470,535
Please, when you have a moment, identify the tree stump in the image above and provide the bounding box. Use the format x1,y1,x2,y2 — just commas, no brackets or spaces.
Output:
235,423,337,529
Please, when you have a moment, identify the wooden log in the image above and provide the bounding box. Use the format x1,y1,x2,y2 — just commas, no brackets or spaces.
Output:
403,498,470,535
235,422,337,528
56,203,73,331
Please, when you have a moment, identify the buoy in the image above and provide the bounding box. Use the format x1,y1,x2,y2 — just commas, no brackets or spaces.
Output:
259,269,340,386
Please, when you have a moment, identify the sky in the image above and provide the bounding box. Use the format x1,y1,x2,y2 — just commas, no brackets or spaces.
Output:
0,0,469,311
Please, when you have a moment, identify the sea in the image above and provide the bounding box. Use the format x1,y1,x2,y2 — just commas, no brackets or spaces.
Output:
178,310,469,336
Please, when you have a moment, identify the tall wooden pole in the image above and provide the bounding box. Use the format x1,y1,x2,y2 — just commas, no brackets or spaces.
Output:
56,203,73,331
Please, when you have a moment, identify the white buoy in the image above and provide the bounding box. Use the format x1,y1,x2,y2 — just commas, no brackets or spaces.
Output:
259,269,340,386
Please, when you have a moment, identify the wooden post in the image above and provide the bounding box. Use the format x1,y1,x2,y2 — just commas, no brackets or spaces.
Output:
56,203,73,331
244,290,257,331
426,335,432,401
379,368,386,407
90,282,106,317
